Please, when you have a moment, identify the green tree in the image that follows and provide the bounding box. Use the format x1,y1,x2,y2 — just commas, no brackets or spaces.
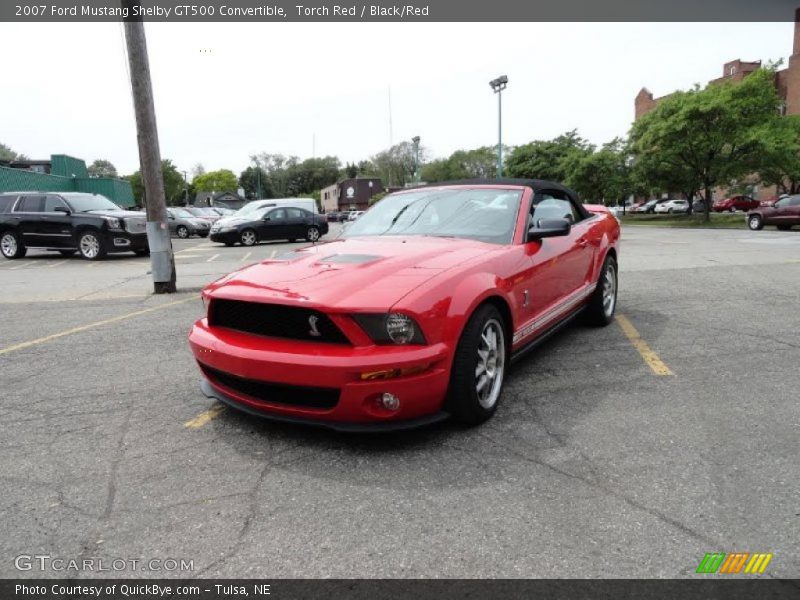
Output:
756,115,800,194
506,130,594,181
125,159,185,206
239,166,273,199
0,143,26,161
344,162,359,178
630,68,781,220
286,156,341,196
371,141,428,187
565,138,633,205
251,153,300,197
87,159,118,178
193,169,239,193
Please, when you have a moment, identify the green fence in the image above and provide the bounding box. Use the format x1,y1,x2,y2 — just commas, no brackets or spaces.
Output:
0,155,134,207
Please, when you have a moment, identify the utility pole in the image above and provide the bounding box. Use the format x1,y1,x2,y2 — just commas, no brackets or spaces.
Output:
123,7,176,293
182,170,188,205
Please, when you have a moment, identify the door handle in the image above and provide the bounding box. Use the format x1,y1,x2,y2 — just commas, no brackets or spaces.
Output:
577,237,589,248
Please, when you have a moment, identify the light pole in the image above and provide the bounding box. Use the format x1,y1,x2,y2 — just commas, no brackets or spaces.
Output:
182,170,188,205
489,75,508,179
253,159,262,200
412,136,421,184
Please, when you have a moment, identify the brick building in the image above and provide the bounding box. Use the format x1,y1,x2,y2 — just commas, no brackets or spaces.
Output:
634,11,800,201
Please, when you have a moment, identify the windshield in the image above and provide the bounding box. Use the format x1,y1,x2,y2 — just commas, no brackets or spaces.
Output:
172,209,194,218
64,194,120,213
774,197,793,208
344,188,523,244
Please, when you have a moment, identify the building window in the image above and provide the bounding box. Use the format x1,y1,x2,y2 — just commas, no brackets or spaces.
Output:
729,66,737,76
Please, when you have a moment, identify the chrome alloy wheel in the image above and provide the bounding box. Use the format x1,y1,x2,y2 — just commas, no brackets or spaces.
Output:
1,233,17,257
307,227,320,242
240,230,257,246
79,233,100,259
602,262,617,318
475,318,506,410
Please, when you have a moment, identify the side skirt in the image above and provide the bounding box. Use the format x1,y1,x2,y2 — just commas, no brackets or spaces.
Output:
510,305,587,365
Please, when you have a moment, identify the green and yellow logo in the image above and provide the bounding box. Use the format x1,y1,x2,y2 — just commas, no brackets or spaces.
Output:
696,552,772,574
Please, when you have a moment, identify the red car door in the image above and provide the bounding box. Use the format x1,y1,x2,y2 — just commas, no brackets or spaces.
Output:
512,191,595,342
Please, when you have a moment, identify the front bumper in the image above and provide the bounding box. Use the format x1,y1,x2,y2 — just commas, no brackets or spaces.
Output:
210,230,239,244
189,319,452,429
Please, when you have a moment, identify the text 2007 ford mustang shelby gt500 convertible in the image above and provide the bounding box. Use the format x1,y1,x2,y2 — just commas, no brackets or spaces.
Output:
189,179,620,431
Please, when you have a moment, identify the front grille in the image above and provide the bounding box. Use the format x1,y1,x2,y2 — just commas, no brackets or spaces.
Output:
124,217,147,234
209,298,351,345
200,364,340,409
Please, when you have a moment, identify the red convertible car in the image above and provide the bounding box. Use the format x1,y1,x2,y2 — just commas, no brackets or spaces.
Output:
189,179,621,431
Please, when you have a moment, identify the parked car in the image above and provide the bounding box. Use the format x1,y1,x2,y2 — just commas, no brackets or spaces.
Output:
712,195,759,213
692,200,707,213
0,192,149,260
189,178,621,430
746,194,800,230
209,206,328,246
630,201,646,212
654,199,690,214
348,210,365,221
760,194,786,207
185,206,221,224
166,208,211,238
326,211,347,222
641,199,673,213
210,206,235,216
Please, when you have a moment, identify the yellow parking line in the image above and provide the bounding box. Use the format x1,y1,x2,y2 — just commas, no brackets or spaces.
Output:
0,296,196,356
184,404,226,429
206,254,220,262
616,314,674,376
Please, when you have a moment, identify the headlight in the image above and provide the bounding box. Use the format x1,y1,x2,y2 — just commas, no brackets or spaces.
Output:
352,313,426,345
104,217,122,230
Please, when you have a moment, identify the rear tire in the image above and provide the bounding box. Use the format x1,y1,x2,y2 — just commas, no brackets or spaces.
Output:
77,230,107,261
1,231,26,259
447,304,507,426
585,255,618,327
306,226,320,242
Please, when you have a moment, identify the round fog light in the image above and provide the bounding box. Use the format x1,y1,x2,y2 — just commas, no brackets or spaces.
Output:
380,392,400,411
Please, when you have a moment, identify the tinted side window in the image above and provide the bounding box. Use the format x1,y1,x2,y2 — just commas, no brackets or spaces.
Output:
0,196,17,213
286,208,305,219
789,197,800,206
44,196,69,212
16,195,45,212
269,209,287,220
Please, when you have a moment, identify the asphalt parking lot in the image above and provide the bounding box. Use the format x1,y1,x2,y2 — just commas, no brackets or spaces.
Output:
0,225,798,578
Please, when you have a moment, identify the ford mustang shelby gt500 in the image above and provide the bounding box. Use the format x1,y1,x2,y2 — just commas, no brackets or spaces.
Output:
189,179,620,431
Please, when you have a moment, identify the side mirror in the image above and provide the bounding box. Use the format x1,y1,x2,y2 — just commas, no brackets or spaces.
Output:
263,216,271,221
53,206,70,214
527,218,571,241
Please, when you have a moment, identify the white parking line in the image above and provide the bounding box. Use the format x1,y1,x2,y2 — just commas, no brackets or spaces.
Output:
206,254,220,263
270,249,277,258
46,260,68,268
241,251,252,262
9,261,36,270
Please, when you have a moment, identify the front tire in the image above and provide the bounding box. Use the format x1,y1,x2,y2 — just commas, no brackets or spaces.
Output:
748,215,764,231
1,231,26,259
78,230,106,261
447,305,507,426
585,255,618,326
730,207,736,213
176,225,190,239
240,229,257,246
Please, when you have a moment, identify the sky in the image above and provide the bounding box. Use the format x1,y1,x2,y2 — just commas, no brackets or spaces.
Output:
0,21,795,178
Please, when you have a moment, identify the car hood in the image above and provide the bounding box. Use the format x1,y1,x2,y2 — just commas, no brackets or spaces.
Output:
204,236,499,311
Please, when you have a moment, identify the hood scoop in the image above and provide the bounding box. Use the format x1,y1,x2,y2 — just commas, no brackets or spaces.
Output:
318,254,383,265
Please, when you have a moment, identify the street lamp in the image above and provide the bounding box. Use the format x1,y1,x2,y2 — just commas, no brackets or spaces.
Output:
411,135,421,184
489,75,508,179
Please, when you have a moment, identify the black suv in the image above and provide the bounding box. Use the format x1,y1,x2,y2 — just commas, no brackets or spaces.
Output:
0,192,149,260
